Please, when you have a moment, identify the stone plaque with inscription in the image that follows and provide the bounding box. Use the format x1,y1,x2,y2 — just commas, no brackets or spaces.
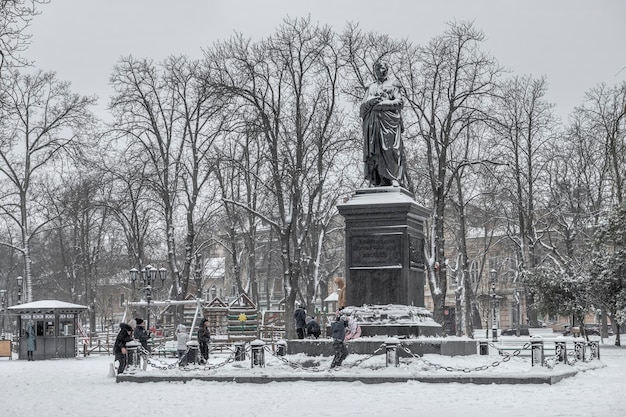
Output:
350,234,402,267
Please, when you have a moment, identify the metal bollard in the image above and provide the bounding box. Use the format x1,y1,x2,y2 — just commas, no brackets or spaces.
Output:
554,340,567,363
125,340,141,373
385,338,400,367
478,339,489,356
234,342,246,361
186,341,200,365
573,339,586,362
587,340,600,360
531,337,544,367
276,340,287,356
250,339,265,368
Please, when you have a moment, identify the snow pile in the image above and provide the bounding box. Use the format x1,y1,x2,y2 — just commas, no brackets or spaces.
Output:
342,304,439,326
1,338,625,417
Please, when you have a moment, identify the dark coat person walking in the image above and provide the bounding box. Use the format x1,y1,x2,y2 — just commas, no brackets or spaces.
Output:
197,318,211,363
294,304,307,339
113,323,134,374
330,315,348,368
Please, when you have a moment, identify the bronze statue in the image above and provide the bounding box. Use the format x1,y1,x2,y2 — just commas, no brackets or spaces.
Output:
334,276,346,309
359,60,405,187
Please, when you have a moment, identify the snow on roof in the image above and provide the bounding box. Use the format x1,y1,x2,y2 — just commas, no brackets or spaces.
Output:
323,292,338,302
8,299,88,311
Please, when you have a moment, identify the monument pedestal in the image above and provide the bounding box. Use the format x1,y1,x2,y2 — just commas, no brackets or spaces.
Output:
337,187,441,337
338,186,429,307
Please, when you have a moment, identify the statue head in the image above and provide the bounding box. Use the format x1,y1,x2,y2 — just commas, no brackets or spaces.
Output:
373,60,389,81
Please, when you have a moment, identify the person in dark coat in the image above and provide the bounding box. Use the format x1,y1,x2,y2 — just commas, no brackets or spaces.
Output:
330,315,348,368
113,323,134,374
294,303,307,339
197,318,211,363
25,321,37,361
133,318,151,352
305,316,321,339
133,318,152,370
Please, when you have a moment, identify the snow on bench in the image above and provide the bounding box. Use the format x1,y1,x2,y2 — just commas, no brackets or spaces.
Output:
497,335,559,357
497,333,592,359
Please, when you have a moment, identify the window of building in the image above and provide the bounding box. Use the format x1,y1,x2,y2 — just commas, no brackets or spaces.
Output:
447,268,457,289
469,261,479,285
59,314,75,336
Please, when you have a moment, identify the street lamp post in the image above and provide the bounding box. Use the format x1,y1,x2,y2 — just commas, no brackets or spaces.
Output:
16,276,23,305
129,265,167,332
0,289,6,339
490,269,498,341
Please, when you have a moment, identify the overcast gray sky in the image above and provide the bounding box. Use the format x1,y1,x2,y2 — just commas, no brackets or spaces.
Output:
24,0,625,121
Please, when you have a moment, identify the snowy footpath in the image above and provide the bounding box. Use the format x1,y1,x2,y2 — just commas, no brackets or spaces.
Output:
1,341,625,417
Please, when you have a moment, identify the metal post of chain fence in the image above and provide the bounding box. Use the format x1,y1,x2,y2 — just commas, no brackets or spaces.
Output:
385,338,400,367
250,339,265,368
554,340,567,364
125,340,141,374
234,341,246,361
186,340,201,365
478,339,489,356
587,340,600,360
573,339,586,362
530,336,544,367
276,340,286,356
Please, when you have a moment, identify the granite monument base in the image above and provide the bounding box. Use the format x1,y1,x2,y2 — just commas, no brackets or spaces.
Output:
287,338,477,357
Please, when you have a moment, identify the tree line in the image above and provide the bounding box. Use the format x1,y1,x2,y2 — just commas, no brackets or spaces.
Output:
1,5,625,339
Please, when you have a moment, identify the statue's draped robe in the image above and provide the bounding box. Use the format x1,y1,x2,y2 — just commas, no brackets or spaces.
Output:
360,78,404,186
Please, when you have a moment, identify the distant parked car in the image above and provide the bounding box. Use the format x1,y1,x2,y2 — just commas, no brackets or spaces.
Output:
563,323,613,336
501,325,530,336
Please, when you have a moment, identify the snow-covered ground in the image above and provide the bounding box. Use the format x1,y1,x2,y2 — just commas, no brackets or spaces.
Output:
2,337,625,417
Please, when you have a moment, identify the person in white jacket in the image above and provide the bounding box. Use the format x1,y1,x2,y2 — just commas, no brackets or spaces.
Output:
344,316,361,340
175,324,189,366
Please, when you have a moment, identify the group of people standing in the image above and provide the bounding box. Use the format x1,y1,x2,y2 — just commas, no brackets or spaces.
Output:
113,317,152,375
114,304,359,374
294,303,361,369
293,303,322,340
113,317,211,374
173,318,211,367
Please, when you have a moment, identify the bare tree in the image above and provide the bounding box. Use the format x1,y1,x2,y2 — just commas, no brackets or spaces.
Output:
213,124,266,304
0,0,45,74
109,55,223,309
206,17,353,336
573,82,626,205
400,21,502,324
491,74,557,326
0,69,95,302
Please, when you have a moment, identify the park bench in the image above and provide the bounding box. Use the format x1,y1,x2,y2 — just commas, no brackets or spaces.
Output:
496,335,559,357
154,340,178,357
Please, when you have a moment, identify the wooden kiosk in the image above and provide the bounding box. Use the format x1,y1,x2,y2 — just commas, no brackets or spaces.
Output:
8,300,87,360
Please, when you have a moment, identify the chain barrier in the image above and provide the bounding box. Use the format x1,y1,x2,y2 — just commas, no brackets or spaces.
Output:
141,345,184,371
400,342,527,373
263,345,327,372
129,338,590,376
341,343,387,368
487,340,531,359
137,344,237,372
